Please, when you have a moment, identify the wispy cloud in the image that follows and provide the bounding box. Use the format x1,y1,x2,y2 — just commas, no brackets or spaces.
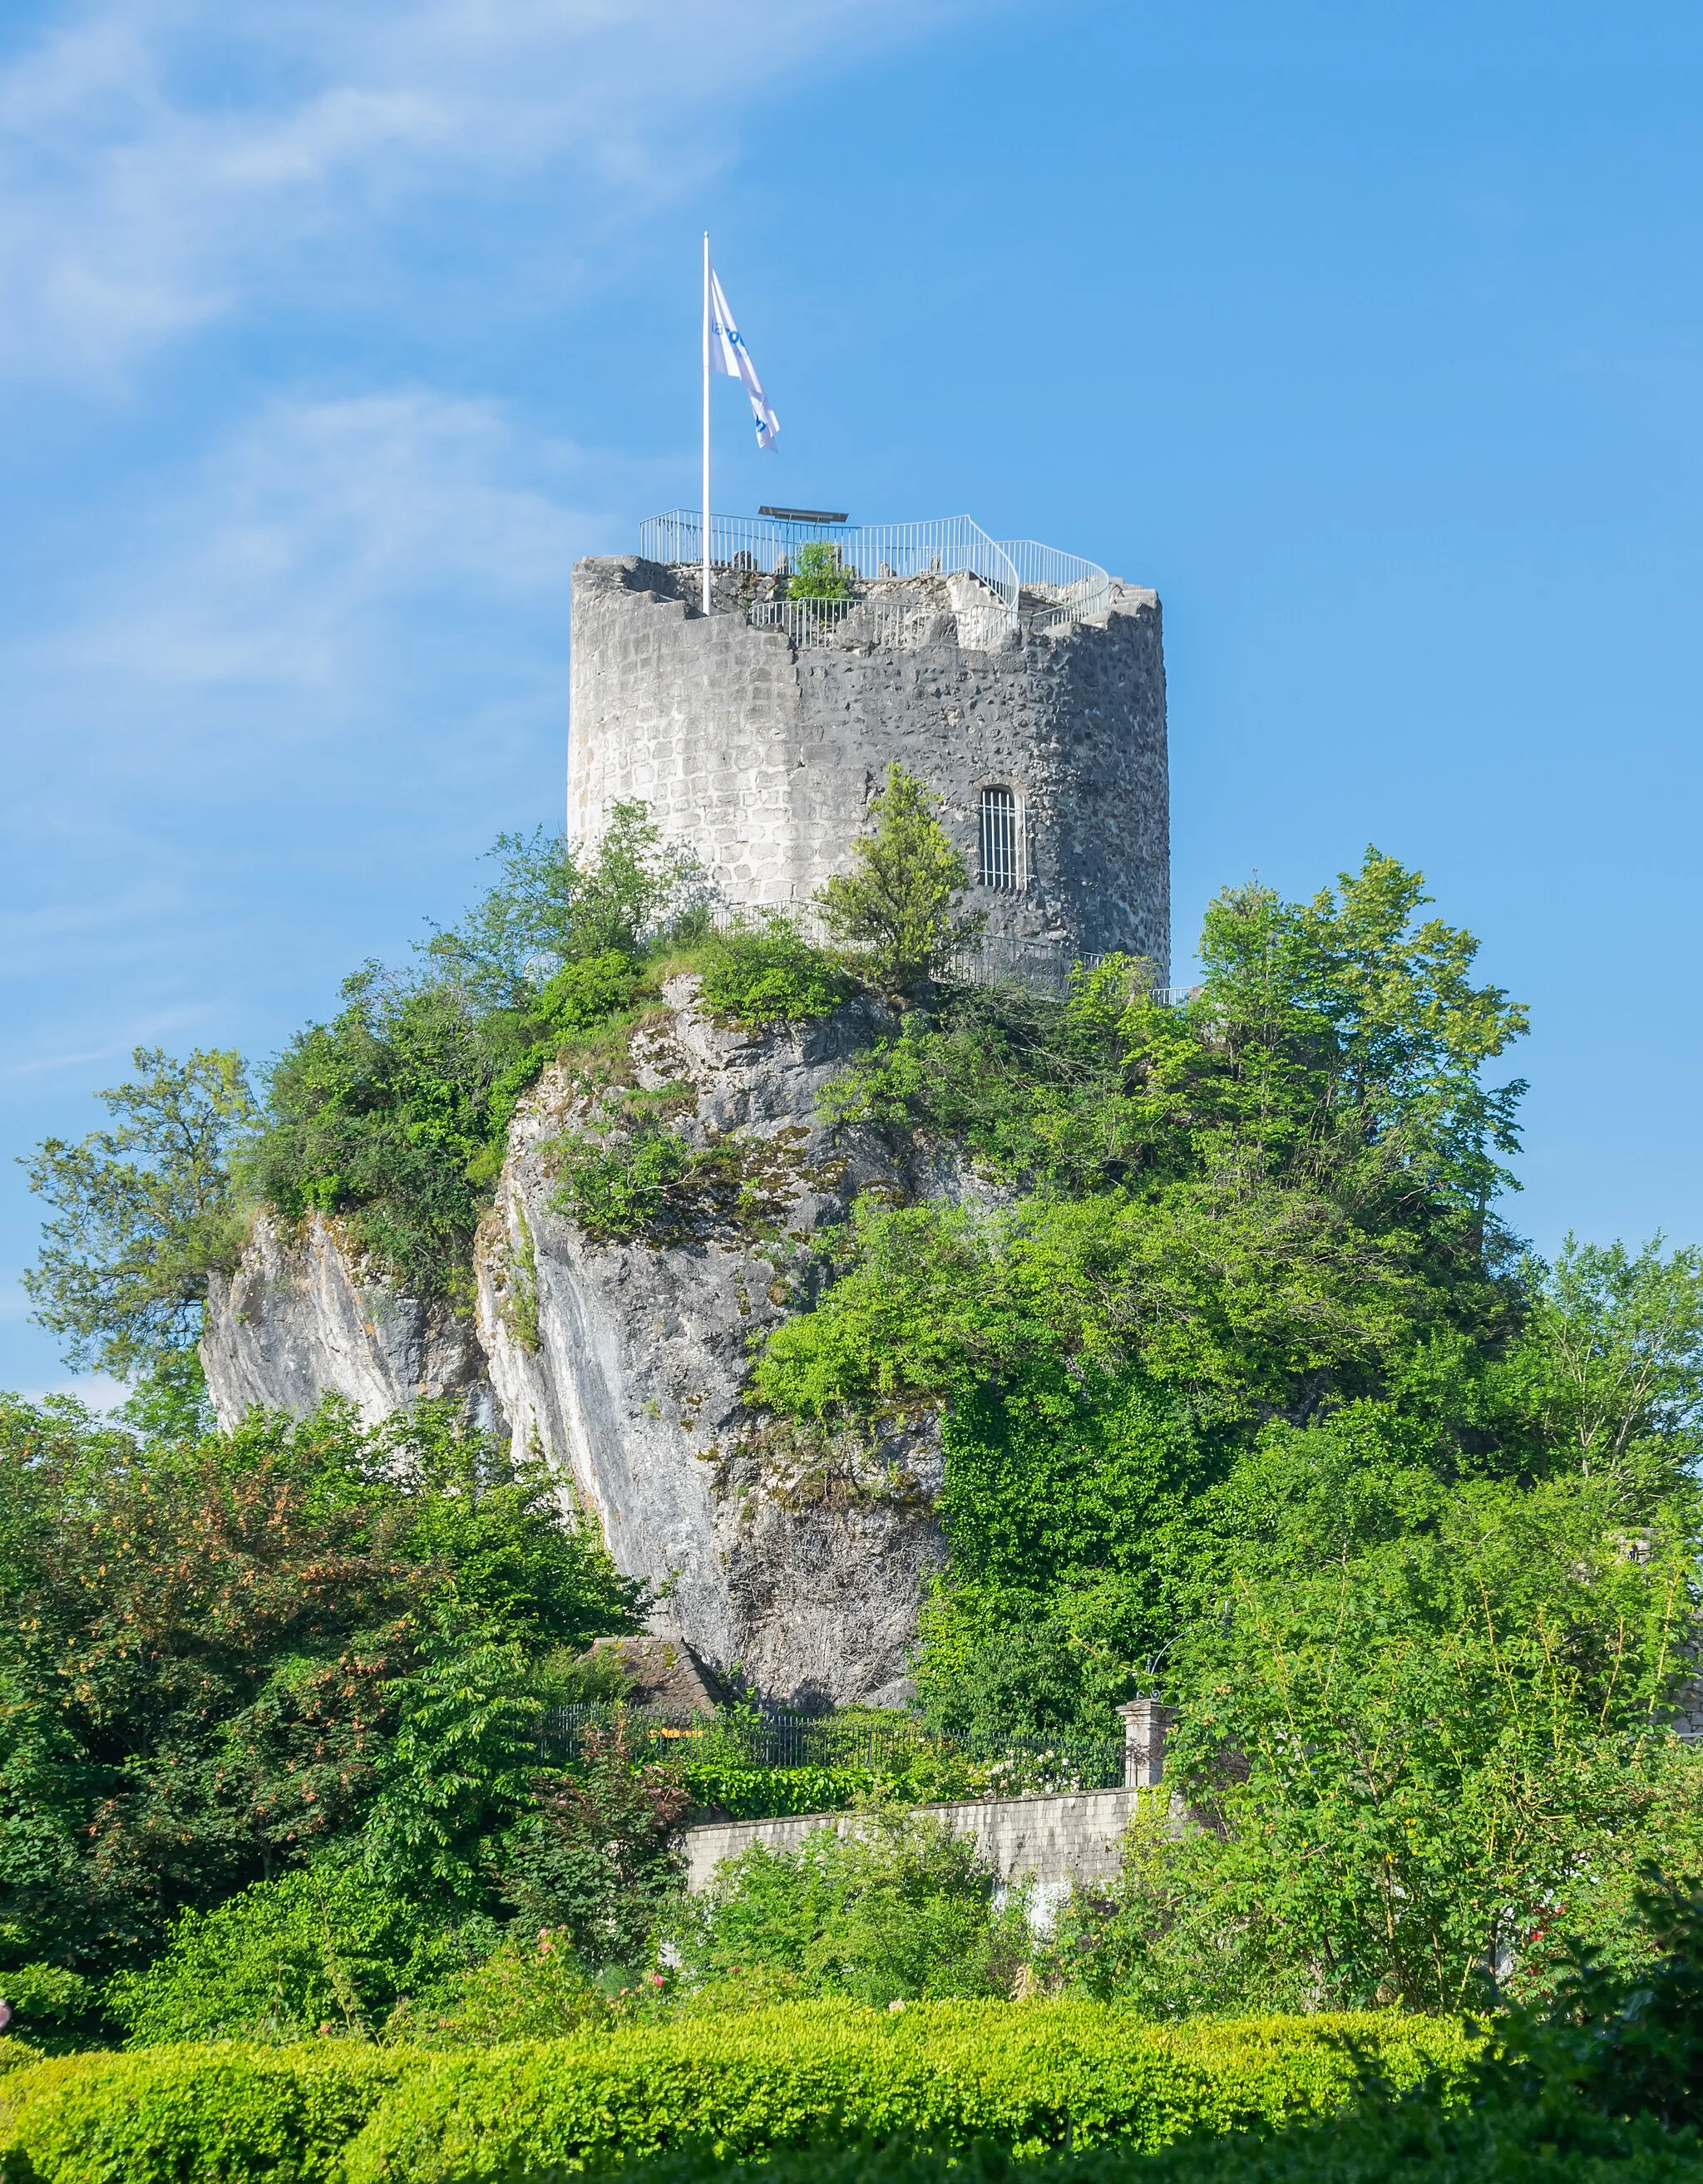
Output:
0,0,971,384
43,389,605,696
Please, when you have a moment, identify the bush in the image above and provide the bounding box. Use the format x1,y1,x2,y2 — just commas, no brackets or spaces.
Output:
552,1121,697,1238
697,916,855,1027
338,2004,1464,2184
0,1968,106,2054
0,2041,415,2184
536,951,642,1034
105,1866,491,2044
384,1930,619,2046
677,1810,1028,2006
787,540,852,602
616,2109,1703,2184
500,1724,690,1970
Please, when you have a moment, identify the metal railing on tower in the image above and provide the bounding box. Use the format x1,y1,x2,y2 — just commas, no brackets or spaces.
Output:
636,512,1116,650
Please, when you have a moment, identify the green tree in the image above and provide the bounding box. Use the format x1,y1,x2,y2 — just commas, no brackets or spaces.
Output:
816,765,985,993
1490,1236,1703,1496
20,1048,258,1376
1135,1453,1701,2014
0,1393,641,1979
420,802,694,1006
787,540,852,602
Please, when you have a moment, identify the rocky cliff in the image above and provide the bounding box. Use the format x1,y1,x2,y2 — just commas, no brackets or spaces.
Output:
203,1209,494,1429
201,981,950,1708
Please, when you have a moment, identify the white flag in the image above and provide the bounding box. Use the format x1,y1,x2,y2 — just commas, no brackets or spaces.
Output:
708,267,779,451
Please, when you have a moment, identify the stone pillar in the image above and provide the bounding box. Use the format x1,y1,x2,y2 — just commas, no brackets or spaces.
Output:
1118,1698,1175,1789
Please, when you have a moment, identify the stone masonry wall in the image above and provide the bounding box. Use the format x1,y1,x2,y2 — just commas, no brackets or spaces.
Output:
683,1788,1153,1915
568,557,1169,969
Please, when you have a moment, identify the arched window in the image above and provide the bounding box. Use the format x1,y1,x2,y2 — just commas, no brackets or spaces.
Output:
979,785,1021,890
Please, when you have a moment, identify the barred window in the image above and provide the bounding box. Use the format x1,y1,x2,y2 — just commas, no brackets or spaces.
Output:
979,786,1020,890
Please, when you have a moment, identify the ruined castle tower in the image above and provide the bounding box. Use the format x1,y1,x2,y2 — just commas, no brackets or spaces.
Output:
567,511,1169,973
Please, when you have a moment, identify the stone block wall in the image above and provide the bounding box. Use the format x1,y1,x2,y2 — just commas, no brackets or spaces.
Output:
568,555,1170,969
682,1787,1152,1899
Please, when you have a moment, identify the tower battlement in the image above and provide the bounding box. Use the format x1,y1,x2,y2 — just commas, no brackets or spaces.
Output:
568,513,1169,973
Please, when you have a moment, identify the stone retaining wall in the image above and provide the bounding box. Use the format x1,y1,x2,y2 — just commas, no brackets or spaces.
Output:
683,1787,1149,1897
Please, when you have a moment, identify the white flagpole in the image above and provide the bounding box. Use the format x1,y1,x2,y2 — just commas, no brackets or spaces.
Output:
701,231,712,617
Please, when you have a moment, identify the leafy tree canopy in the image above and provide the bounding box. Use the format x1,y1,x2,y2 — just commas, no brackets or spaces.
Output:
816,764,985,993
0,1390,642,1979
20,1049,258,1377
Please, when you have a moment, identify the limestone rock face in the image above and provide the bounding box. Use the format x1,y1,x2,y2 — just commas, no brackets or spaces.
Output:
202,1210,493,1431
200,982,950,1708
476,979,945,1709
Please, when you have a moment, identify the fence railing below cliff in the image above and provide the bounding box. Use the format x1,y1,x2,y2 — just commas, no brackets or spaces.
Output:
539,1701,1127,1793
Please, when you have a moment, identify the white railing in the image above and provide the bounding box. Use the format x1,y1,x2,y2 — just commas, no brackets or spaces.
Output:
748,595,946,652
997,539,1113,630
637,511,1113,650
639,511,1019,624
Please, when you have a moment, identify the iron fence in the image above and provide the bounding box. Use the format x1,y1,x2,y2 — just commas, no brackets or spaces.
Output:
638,513,1120,652
999,538,1113,630
747,593,950,653
638,511,1019,624
539,1702,1126,1792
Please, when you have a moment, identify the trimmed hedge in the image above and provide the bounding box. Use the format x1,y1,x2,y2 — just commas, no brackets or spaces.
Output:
0,2041,412,2184
0,2004,1468,2184
342,2004,1465,2184
621,2115,1703,2184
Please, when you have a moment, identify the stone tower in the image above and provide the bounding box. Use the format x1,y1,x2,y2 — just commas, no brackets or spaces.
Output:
567,511,1169,973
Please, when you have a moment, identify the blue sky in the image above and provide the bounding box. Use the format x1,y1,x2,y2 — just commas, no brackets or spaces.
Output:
3,0,1701,1399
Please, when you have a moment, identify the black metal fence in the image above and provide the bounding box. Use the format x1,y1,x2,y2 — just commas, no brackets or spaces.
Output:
539,1703,1125,1792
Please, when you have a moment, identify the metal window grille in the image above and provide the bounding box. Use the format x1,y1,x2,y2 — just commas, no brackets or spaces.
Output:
980,786,1020,890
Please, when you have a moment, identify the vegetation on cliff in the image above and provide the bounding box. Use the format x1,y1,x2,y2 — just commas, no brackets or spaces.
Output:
9,787,1703,2057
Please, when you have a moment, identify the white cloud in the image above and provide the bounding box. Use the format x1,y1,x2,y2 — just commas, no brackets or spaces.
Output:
49,389,601,693
2,382,663,818
0,0,974,383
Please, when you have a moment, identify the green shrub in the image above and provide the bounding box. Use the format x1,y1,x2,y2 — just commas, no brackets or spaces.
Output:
0,1967,106,2053
105,1867,491,2045
697,917,855,1027
537,952,641,1034
552,1122,696,1239
338,2004,1466,2183
0,2041,416,2184
384,1930,613,2047
677,1810,1027,2006
678,1753,994,1821
617,2109,1703,2184
787,540,852,601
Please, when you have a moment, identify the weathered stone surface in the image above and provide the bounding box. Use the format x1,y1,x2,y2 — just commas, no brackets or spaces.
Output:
202,1210,493,1430
567,557,1170,974
682,1789,1157,1899
477,979,947,1709
202,984,953,1708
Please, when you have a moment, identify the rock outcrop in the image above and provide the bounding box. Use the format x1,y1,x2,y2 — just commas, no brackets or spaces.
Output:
201,982,950,1708
204,1209,495,1429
